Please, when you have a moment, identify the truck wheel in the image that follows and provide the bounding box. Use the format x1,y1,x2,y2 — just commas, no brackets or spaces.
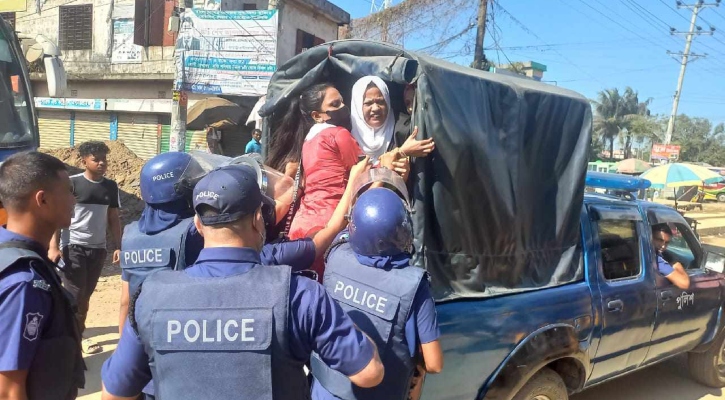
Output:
718,193,725,203
688,329,725,387
511,367,568,400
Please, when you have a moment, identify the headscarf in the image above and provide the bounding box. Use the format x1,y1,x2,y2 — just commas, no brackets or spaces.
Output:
350,76,395,160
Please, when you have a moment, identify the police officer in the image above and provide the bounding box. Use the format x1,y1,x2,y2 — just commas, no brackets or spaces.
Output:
311,177,444,400
119,153,369,330
101,164,384,400
0,152,84,399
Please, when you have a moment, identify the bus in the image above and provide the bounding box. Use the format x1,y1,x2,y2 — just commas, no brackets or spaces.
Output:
0,16,66,222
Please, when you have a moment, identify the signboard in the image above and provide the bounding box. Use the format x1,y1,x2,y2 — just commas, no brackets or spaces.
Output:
35,98,104,111
112,19,143,64
651,144,681,161
106,98,201,113
0,0,26,12
175,9,278,96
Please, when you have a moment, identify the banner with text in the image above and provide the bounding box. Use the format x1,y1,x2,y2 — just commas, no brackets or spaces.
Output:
175,9,278,96
112,19,143,64
651,144,681,162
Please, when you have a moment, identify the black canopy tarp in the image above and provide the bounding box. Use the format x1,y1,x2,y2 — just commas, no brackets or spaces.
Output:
260,40,592,301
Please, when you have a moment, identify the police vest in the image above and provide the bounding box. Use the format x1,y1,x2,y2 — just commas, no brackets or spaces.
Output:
311,241,426,400
134,264,309,400
120,218,192,297
0,241,85,400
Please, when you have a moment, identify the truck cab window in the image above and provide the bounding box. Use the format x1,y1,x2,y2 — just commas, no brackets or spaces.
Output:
660,222,699,270
597,219,641,280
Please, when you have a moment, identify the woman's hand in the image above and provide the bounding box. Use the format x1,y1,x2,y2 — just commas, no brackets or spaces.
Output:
400,126,435,158
392,157,410,181
349,156,372,182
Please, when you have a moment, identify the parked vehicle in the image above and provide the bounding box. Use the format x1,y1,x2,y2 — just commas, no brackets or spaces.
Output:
260,40,725,400
0,16,66,224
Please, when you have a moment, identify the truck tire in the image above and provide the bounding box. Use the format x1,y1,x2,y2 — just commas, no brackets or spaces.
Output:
718,193,725,203
511,367,568,400
688,329,725,387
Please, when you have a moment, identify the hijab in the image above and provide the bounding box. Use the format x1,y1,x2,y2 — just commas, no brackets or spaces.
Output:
350,76,395,160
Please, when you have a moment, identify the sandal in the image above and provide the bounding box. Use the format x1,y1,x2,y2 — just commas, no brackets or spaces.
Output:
82,338,103,354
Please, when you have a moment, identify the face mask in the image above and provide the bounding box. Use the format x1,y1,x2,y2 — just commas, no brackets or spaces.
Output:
252,216,266,252
323,105,352,130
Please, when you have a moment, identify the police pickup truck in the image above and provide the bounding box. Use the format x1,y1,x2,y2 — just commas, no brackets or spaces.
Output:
422,172,725,400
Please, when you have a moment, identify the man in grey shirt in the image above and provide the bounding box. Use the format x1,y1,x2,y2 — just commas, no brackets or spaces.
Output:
49,141,122,354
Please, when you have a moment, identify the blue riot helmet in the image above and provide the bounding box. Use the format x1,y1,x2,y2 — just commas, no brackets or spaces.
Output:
227,153,295,230
348,168,413,257
140,151,227,204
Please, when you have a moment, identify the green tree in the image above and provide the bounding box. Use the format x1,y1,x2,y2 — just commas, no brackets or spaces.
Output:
593,87,651,161
671,116,725,165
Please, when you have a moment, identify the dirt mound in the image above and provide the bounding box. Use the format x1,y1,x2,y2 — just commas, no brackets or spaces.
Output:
42,141,146,227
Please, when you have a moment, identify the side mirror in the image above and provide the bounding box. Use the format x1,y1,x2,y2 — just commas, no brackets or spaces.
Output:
704,251,725,273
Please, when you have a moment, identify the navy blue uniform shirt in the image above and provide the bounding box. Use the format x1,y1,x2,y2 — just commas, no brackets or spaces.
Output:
102,247,374,397
311,244,440,400
0,227,53,372
120,223,316,283
657,254,675,276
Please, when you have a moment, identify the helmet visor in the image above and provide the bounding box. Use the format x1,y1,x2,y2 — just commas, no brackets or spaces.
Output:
351,168,411,210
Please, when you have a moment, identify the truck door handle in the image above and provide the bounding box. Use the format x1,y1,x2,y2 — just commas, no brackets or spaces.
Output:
661,290,673,300
607,300,624,312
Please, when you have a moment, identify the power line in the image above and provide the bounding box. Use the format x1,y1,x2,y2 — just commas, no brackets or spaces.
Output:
617,0,680,45
494,2,604,85
657,0,692,23
571,0,670,50
625,0,676,29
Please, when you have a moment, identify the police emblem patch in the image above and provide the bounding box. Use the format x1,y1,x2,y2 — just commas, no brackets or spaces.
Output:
32,280,50,291
23,313,43,341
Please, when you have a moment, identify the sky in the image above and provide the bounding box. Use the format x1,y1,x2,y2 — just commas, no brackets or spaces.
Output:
328,0,725,130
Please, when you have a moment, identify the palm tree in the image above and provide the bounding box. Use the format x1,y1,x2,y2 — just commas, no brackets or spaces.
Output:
593,87,651,161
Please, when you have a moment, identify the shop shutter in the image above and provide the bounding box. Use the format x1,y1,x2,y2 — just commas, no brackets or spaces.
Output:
73,112,111,146
160,125,206,153
117,113,159,159
38,110,71,149
221,126,252,157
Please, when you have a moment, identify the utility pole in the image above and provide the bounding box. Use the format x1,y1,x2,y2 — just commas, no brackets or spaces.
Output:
170,6,189,152
370,0,392,42
664,0,719,144
473,0,488,70
170,90,187,152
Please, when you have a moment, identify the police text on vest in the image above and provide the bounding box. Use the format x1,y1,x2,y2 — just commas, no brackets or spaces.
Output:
334,280,388,314
167,319,255,343
123,248,164,265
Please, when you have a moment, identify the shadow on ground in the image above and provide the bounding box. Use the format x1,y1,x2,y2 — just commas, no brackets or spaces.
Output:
572,355,723,400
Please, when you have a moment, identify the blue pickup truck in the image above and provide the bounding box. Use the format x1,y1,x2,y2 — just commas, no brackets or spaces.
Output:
422,172,725,400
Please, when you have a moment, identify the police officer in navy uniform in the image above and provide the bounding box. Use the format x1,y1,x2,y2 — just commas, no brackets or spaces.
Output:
101,164,384,400
118,152,356,400
119,153,369,334
311,173,443,400
0,152,85,399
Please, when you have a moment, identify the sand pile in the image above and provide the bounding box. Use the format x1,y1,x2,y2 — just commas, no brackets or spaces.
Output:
42,141,146,226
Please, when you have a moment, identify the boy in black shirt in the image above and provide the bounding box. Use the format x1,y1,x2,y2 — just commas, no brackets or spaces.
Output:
49,141,122,354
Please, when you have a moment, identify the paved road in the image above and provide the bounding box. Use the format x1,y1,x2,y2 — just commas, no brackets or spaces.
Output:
572,356,725,400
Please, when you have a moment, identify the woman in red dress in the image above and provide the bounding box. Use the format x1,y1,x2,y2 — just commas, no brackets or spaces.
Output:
266,84,362,273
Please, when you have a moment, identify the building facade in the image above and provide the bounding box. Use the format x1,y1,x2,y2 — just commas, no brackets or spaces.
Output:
3,0,349,157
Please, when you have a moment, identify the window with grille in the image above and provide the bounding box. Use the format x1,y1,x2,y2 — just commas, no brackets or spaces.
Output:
1,13,16,29
59,5,93,50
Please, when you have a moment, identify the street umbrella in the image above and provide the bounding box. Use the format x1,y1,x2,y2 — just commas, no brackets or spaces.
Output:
639,162,723,189
187,97,244,130
616,158,652,174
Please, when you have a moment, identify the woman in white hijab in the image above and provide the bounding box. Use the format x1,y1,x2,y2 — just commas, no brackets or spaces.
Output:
350,76,435,173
